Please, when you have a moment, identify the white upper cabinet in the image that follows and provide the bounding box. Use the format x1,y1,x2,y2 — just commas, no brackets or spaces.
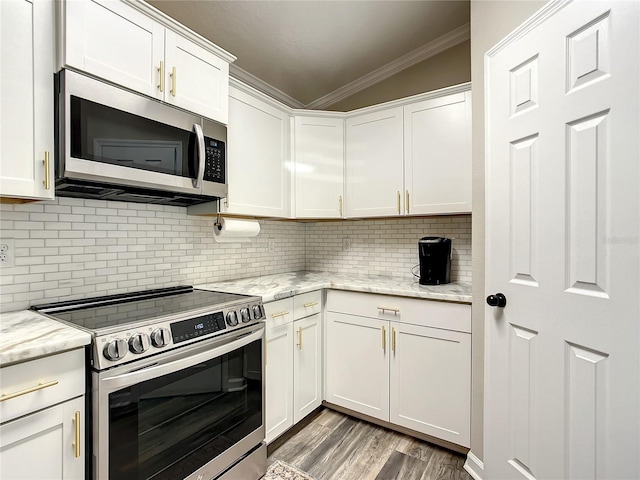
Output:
223,82,290,217
60,0,233,123
345,107,404,218
404,90,471,215
293,115,345,218
0,0,55,201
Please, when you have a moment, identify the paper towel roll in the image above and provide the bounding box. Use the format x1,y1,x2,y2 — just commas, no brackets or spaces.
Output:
213,218,260,243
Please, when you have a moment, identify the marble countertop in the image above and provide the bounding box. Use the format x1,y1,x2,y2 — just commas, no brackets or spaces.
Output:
0,310,92,367
196,271,472,304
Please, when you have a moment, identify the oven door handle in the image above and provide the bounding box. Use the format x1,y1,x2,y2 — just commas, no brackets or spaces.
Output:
100,326,263,390
192,123,205,189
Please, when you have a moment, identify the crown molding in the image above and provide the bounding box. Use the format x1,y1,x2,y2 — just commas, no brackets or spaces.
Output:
230,65,305,109
305,22,470,110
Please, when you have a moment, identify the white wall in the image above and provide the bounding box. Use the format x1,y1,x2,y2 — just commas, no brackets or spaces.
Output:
0,197,470,312
470,0,547,463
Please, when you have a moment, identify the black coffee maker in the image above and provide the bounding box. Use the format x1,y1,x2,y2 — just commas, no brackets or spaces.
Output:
418,237,452,285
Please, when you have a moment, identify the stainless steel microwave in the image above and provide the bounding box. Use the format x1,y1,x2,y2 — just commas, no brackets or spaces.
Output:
55,70,227,206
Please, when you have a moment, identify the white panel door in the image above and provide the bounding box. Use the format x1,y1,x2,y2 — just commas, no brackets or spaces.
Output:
404,91,471,215
0,397,84,480
485,1,639,479
63,0,164,100
0,0,54,200
294,115,344,218
389,322,470,447
265,322,294,443
325,312,389,421
225,86,290,217
293,314,322,423
345,107,403,218
164,29,229,124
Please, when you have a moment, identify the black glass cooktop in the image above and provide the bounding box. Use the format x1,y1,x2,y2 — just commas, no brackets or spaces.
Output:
32,286,254,332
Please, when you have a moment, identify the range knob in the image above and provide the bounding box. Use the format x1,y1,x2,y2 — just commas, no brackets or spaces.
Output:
240,307,251,323
226,311,239,327
103,338,128,361
252,304,264,319
128,333,150,354
150,328,171,348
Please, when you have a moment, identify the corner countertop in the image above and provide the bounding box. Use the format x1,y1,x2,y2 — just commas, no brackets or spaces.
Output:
196,271,472,304
0,310,92,367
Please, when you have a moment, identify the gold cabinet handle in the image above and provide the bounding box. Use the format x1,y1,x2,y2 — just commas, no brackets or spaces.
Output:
397,191,401,214
378,306,400,314
43,151,50,190
297,327,303,350
170,66,177,97
382,325,386,352
157,61,164,92
271,311,289,318
73,411,81,458
339,195,343,216
406,190,410,214
0,380,58,402
303,302,318,308
392,328,396,354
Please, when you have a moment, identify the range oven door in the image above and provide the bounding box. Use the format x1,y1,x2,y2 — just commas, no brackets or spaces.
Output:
57,69,227,200
93,324,264,480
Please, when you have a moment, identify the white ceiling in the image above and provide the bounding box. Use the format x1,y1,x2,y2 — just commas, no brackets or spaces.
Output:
147,0,470,108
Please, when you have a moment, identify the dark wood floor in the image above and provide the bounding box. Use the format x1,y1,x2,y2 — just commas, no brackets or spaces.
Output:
267,408,472,480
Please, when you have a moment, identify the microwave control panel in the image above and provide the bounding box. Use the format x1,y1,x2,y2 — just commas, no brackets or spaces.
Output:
203,137,225,184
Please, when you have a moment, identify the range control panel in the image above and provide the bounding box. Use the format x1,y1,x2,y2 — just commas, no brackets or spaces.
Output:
203,137,225,184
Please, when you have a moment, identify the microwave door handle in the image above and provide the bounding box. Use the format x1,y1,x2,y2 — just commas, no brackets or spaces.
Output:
192,123,205,189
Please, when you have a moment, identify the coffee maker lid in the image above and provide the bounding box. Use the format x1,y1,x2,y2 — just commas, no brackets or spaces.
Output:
419,236,450,244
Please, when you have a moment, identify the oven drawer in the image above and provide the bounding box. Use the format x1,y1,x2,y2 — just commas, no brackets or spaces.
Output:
293,291,322,320
0,349,85,424
263,298,294,328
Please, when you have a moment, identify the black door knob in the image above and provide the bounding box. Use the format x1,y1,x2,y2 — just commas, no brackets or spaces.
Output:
486,293,507,308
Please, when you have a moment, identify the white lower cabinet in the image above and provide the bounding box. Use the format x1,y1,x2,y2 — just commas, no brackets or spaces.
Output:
264,291,322,443
0,397,84,480
325,290,471,448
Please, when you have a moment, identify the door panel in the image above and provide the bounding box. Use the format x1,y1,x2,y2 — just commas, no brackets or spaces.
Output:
485,2,639,479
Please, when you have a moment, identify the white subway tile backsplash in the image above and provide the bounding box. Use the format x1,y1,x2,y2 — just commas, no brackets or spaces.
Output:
0,197,470,311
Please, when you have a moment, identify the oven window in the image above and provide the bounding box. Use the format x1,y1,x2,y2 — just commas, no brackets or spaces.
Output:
108,339,262,480
70,96,195,178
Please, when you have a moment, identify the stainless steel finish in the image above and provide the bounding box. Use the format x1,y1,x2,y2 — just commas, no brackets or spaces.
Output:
0,380,59,402
150,327,170,347
252,304,264,319
103,338,128,361
128,333,150,354
215,443,266,480
94,323,265,480
57,70,227,199
193,123,205,188
226,311,239,326
240,307,251,323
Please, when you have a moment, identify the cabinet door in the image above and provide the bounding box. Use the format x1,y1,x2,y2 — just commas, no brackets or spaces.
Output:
389,322,470,447
325,312,389,421
225,86,290,217
265,322,294,443
164,30,229,124
293,314,322,423
404,91,471,215
0,0,54,200
63,0,164,100
0,396,84,480
345,107,403,218
294,116,344,218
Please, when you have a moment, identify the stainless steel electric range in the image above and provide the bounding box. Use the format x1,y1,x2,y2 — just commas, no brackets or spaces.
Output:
33,286,266,480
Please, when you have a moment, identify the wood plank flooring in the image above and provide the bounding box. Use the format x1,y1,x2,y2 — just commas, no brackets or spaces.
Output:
267,408,472,480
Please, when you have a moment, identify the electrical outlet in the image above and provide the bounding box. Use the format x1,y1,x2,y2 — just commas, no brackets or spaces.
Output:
268,239,276,253
0,239,15,267
342,238,351,251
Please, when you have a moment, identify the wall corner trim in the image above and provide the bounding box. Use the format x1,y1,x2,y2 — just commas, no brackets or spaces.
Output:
464,451,484,480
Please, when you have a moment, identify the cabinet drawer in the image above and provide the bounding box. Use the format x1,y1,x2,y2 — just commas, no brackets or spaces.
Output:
326,290,470,333
293,291,322,320
1,349,85,424
263,298,295,328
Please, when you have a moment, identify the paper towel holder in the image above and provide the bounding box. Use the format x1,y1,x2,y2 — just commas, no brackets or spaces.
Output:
214,200,222,231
